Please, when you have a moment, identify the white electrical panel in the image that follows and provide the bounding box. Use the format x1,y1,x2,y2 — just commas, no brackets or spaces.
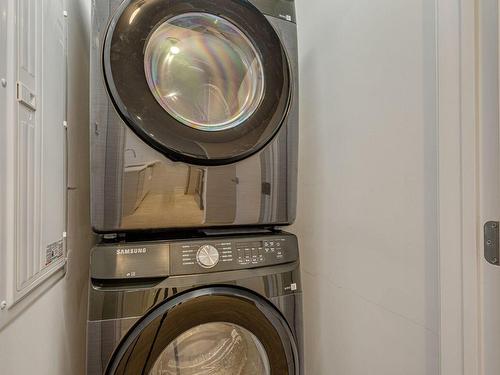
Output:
0,0,67,310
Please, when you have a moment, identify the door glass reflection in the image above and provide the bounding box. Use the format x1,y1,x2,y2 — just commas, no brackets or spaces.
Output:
149,322,270,375
144,12,264,132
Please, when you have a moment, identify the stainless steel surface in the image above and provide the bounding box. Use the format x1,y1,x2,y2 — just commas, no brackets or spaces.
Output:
90,0,298,232
87,232,303,374
89,262,301,320
90,232,299,280
91,242,170,280
87,317,139,375
251,0,296,22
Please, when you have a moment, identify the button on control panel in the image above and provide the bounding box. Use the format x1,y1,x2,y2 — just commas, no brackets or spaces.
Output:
262,239,285,260
235,237,287,265
169,234,297,276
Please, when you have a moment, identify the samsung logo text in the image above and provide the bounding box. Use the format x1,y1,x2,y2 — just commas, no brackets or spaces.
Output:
116,248,147,255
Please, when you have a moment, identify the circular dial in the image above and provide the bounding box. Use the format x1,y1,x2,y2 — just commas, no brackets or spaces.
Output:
196,245,220,269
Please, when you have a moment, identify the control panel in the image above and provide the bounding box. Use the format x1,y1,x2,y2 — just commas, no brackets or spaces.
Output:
91,233,298,280
235,238,286,265
169,234,298,276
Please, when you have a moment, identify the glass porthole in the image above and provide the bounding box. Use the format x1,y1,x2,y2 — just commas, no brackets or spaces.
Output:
104,0,291,164
144,13,265,132
149,322,271,374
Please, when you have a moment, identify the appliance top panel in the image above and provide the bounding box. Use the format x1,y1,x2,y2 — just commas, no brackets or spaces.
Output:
91,232,299,280
107,0,297,23
250,0,296,23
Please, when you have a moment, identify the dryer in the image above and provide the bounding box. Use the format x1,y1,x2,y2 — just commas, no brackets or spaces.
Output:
86,231,303,374
91,0,299,232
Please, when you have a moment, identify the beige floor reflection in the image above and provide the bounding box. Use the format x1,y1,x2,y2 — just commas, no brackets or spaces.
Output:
120,158,244,228
120,130,261,228
149,323,270,375
121,162,204,229
122,188,204,229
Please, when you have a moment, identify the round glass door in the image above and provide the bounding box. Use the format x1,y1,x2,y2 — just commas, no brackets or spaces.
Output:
106,288,298,375
144,13,265,132
149,322,270,374
103,0,290,165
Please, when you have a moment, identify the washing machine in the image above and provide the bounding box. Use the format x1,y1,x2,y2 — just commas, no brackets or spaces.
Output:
86,231,303,374
91,0,299,233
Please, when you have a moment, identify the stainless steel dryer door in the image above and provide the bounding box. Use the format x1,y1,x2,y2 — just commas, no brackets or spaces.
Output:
103,0,291,165
105,288,299,375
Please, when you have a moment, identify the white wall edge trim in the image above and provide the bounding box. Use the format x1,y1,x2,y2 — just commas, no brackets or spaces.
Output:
438,0,481,374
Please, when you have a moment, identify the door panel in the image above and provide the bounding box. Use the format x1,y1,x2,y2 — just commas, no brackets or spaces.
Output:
105,288,298,375
479,0,500,373
103,0,290,165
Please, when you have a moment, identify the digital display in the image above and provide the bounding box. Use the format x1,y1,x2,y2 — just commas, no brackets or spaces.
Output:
236,241,263,249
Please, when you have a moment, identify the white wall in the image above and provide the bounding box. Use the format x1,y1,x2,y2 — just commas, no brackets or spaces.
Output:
291,1,440,374
0,0,92,374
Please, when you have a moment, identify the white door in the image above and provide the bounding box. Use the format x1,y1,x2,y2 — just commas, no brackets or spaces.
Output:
479,0,500,373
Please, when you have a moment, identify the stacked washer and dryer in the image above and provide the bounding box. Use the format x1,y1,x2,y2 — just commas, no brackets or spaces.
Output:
87,0,301,374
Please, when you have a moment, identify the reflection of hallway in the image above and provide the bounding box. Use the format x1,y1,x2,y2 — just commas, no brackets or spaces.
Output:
122,189,203,229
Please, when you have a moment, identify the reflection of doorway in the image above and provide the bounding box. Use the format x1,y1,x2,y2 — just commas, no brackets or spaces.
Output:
235,157,262,223
204,166,237,224
122,162,155,216
185,167,205,210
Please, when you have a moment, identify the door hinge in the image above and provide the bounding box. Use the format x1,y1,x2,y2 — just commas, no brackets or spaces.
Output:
484,221,499,266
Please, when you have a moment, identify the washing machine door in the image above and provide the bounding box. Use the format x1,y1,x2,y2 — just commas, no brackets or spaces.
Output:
105,288,299,375
103,0,291,166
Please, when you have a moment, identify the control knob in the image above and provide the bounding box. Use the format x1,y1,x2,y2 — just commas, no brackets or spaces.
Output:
196,245,220,269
